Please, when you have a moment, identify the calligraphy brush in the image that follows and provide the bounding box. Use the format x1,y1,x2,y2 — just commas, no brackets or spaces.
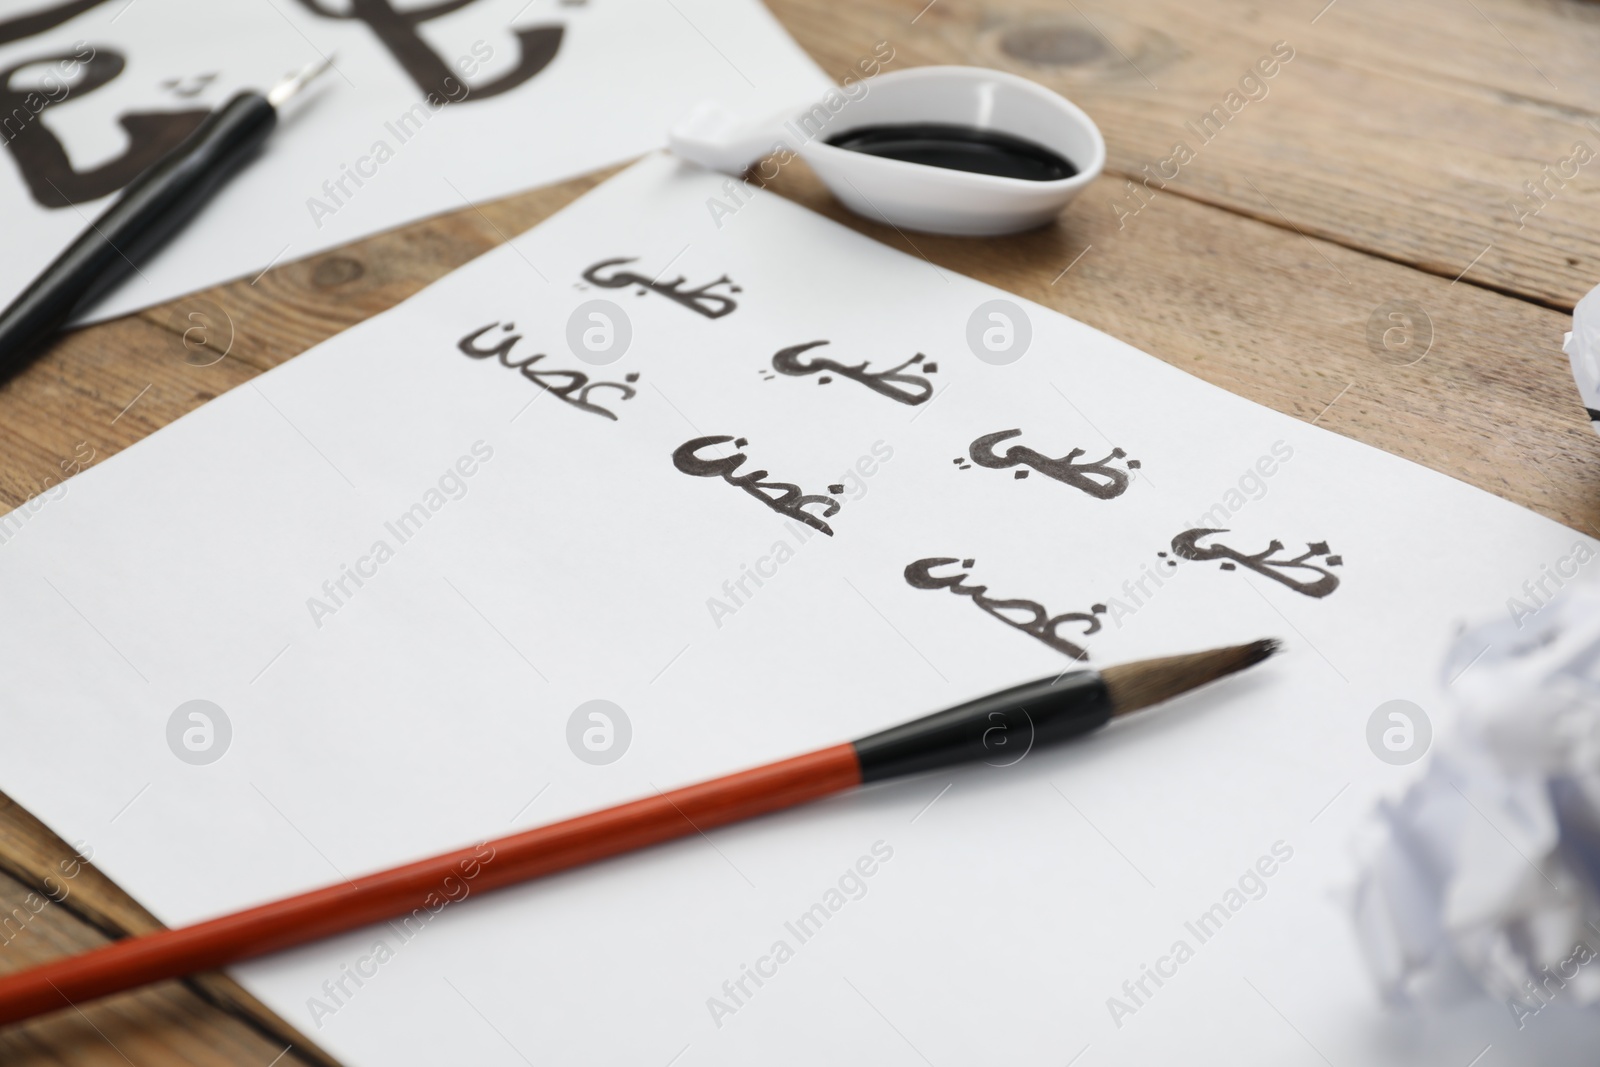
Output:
0,638,1277,1027
0,54,336,379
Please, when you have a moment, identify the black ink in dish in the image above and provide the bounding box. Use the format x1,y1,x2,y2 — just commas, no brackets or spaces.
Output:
824,123,1077,182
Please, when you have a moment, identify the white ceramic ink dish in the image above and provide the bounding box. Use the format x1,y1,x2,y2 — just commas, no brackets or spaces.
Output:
670,65,1107,236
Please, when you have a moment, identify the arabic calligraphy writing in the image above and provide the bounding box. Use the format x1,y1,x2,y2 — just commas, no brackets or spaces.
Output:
964,429,1139,499
672,436,842,536
582,258,741,320
0,0,111,48
292,0,561,105
0,46,209,208
905,557,1105,661
1168,529,1341,598
458,322,636,420
769,340,935,406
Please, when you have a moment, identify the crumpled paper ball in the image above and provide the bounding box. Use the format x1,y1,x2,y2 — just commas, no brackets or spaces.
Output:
1351,580,1600,1021
1564,283,1600,434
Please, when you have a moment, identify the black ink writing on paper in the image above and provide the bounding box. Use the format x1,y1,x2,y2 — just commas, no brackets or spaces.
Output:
672,436,842,536
0,47,210,208
0,1,113,48
1167,529,1341,598
962,429,1139,499
293,0,561,105
768,340,935,406
459,322,636,420
581,258,742,320
702,441,894,630
905,557,1106,661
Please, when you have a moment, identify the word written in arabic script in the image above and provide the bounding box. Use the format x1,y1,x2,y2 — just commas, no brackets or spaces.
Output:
960,429,1140,500
292,0,561,105
767,341,935,406
705,440,893,631
0,44,208,209
1166,529,1341,598
581,258,741,320
673,436,843,536
905,557,1106,661
458,322,636,420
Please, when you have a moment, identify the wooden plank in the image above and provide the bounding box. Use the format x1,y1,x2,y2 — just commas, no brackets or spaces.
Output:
137,162,606,376
0,315,256,511
1272,0,1600,111
0,791,339,1066
771,0,1600,309
0,858,321,1067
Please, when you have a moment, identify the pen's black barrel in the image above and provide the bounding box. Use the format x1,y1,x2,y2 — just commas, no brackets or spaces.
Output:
0,92,277,377
851,670,1111,783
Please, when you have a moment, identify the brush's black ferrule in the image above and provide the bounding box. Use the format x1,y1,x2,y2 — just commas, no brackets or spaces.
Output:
852,671,1111,783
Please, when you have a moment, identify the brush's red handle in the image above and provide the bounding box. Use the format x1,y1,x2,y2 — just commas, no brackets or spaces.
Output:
0,744,862,1027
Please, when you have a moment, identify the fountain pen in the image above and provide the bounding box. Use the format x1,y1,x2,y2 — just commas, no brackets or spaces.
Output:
0,54,336,380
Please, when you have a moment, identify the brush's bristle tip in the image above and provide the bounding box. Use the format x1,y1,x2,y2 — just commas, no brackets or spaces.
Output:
1243,637,1282,666
1103,637,1283,716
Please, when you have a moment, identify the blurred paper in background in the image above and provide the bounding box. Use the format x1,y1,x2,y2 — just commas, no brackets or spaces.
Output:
0,0,828,322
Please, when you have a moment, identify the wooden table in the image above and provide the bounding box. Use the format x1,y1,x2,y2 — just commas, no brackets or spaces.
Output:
4,0,1599,1062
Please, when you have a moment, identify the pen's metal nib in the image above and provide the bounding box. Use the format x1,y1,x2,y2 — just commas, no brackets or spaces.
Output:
267,53,337,109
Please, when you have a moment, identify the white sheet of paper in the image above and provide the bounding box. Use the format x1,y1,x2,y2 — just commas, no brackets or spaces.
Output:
0,0,826,322
0,153,1590,1065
